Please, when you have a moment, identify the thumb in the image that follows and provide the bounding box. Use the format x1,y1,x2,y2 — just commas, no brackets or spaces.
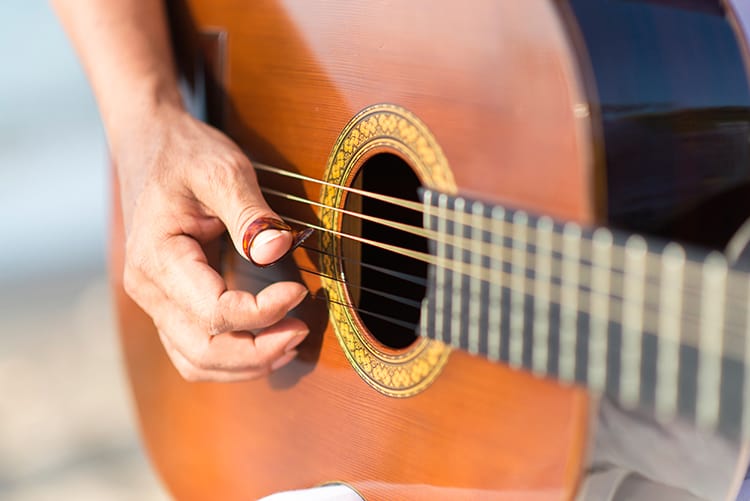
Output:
191,155,306,266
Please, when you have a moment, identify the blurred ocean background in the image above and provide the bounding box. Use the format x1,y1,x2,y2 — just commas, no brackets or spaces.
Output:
0,2,168,499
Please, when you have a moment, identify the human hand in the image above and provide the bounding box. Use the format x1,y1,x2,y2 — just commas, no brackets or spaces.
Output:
115,103,309,382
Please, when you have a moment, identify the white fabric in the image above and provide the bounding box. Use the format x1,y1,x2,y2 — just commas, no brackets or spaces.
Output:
257,484,364,501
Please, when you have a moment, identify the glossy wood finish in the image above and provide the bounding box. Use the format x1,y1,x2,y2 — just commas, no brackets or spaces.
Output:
111,0,750,499
113,1,594,499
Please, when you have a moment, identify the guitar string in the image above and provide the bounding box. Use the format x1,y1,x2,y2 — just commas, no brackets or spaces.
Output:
251,164,748,354
231,231,745,360
271,215,747,357
255,162,422,212
267,192,747,318
255,161,714,280
258,166,737,312
263,185,716,302
232,256,742,361
308,292,420,331
299,244,428,287
232,268,421,331
294,265,422,309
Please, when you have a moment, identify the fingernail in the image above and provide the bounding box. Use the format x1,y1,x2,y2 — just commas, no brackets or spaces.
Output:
242,217,314,267
242,217,291,261
284,331,307,353
271,350,298,371
252,229,286,248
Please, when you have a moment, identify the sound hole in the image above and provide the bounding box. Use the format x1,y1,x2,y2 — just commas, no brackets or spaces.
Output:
342,153,426,350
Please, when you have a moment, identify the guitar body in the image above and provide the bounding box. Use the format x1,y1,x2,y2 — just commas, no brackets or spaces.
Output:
111,1,750,499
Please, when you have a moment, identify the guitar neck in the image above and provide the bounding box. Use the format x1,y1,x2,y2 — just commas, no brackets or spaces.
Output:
419,189,750,439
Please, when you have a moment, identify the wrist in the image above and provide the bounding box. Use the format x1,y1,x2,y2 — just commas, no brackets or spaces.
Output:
105,79,186,160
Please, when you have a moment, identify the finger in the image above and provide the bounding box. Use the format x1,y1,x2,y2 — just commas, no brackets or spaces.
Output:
187,150,293,266
160,307,308,373
148,233,308,334
158,331,266,382
126,252,309,375
252,316,309,361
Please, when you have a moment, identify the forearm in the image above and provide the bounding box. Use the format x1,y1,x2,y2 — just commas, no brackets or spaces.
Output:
55,0,310,382
52,0,183,157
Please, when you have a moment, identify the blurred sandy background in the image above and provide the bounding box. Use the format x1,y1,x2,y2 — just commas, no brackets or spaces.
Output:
0,2,169,499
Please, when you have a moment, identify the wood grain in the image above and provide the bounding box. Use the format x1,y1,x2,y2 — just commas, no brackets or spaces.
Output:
114,1,595,499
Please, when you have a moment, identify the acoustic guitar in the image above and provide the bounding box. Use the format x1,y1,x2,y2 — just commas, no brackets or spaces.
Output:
111,1,750,499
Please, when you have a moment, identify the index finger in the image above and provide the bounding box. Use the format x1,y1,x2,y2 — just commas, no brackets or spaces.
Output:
149,233,308,335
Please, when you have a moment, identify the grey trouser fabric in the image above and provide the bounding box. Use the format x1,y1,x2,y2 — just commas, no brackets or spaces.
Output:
577,399,745,501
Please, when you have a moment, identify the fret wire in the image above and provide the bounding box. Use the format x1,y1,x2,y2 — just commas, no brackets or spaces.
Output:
559,222,581,383
620,235,647,408
588,228,613,392
487,206,505,361
509,211,528,368
532,216,553,375
468,201,484,355
419,191,434,342
450,198,467,349
436,194,449,344
696,252,728,429
655,242,685,421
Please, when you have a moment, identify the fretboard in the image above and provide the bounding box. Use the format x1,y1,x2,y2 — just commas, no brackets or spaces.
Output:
419,189,750,439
